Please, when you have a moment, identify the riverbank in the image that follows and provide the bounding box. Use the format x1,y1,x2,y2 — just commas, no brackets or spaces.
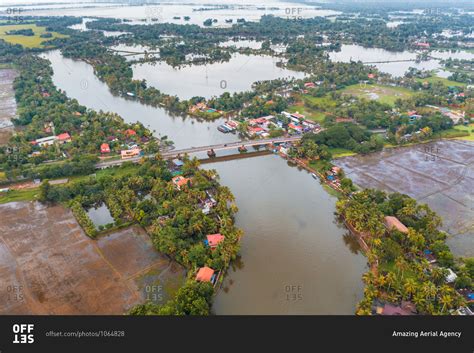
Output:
0,68,18,145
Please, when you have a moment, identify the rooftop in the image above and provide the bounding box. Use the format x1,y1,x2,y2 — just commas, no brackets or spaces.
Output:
384,216,409,234
196,266,214,282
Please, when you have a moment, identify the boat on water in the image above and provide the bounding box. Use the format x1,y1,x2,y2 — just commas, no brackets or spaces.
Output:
311,173,318,179
217,124,232,133
207,149,216,158
217,120,239,133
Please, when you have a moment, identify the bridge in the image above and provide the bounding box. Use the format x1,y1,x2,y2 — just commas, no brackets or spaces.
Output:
107,48,160,57
361,59,418,64
96,136,302,169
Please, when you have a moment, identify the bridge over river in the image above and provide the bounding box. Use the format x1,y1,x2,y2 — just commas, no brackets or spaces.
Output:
96,136,302,169
107,48,160,57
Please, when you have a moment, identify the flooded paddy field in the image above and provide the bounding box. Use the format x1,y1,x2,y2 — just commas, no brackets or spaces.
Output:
0,202,185,314
336,140,474,257
0,68,17,145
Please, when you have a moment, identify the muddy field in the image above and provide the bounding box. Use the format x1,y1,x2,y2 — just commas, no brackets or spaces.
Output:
0,202,186,314
336,140,474,257
0,69,17,145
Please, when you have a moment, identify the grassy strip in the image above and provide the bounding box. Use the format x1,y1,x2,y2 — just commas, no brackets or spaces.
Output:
415,76,467,88
0,24,67,48
339,84,414,106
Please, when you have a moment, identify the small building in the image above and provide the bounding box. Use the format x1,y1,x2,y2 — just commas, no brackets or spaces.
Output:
304,82,316,88
171,159,184,168
290,112,305,120
248,126,264,136
125,129,137,136
120,148,141,160
195,266,215,283
35,135,57,147
368,73,375,79
384,216,409,234
422,250,437,264
172,175,191,190
205,233,225,249
57,133,71,144
415,42,430,49
100,143,111,154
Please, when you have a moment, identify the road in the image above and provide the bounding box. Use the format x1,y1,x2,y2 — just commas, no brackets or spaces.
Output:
96,136,302,169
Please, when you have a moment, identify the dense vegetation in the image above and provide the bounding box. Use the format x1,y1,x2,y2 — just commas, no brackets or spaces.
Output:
337,190,471,315
0,55,155,181
39,155,242,315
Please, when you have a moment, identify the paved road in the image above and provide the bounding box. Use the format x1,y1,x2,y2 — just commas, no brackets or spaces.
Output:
96,136,302,169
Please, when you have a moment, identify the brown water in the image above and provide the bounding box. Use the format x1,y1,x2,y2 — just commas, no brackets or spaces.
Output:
205,155,367,314
41,50,367,314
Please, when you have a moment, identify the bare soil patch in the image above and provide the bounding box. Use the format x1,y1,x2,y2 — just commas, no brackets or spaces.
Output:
336,140,474,257
0,202,185,314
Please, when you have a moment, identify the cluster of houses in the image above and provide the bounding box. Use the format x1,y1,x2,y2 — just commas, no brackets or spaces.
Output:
100,129,145,160
426,105,466,125
165,160,224,287
371,215,472,315
217,111,321,138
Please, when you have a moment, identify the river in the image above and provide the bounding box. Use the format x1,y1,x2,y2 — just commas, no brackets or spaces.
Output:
132,53,305,99
40,50,367,314
40,50,239,150
1,1,340,28
204,156,366,314
329,44,474,77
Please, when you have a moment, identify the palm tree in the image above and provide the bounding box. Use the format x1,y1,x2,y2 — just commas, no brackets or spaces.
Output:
412,292,426,310
439,294,454,313
422,282,437,302
403,278,418,299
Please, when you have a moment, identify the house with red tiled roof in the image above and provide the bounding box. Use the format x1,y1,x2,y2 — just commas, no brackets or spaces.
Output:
384,216,409,234
125,129,137,136
415,42,430,49
196,266,215,283
288,123,303,131
172,175,191,190
100,143,111,154
206,233,225,249
247,126,264,136
57,133,71,143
